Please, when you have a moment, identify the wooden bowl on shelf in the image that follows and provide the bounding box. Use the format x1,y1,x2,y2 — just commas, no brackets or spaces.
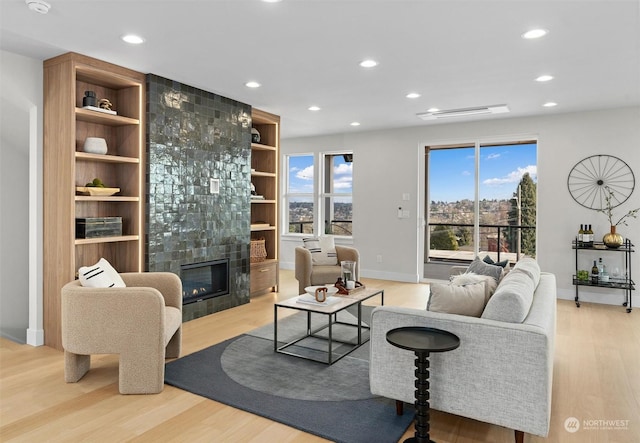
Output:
75,186,120,196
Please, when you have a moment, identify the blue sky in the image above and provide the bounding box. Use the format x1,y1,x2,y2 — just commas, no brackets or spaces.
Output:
288,154,352,194
430,143,537,201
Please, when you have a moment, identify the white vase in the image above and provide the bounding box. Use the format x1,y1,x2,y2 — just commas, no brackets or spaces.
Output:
83,137,107,155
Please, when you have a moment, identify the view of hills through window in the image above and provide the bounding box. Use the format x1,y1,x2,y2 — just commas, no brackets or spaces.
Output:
287,154,353,235
428,143,537,260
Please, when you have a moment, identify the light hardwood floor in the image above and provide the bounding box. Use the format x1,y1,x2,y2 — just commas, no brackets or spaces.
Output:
1,270,639,442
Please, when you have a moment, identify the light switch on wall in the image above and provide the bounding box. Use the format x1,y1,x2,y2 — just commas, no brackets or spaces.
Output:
210,178,220,194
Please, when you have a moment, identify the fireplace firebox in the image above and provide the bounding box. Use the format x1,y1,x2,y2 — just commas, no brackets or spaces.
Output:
181,259,229,305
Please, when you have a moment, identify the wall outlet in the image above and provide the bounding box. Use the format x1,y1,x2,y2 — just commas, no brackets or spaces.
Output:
402,210,410,218
376,255,383,263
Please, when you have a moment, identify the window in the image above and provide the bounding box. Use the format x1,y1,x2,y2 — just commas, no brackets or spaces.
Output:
284,152,353,237
323,153,353,236
426,141,537,264
286,154,314,234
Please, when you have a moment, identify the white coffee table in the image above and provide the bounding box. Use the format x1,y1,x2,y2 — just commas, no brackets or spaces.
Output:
274,287,384,364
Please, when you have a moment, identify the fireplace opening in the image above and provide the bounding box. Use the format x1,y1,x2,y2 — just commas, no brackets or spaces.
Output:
180,259,229,305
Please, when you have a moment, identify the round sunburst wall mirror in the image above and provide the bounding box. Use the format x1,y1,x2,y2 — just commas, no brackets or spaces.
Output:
567,155,635,210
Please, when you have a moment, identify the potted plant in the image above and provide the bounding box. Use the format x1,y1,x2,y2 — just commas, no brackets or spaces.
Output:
598,186,640,248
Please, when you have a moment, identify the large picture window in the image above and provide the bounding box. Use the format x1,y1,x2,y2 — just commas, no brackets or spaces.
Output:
284,152,353,237
426,141,537,266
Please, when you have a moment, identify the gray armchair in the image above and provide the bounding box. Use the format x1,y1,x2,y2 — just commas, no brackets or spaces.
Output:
61,272,182,394
295,246,360,294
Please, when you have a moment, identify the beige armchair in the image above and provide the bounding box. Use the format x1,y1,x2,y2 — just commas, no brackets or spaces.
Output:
61,272,183,394
295,246,360,294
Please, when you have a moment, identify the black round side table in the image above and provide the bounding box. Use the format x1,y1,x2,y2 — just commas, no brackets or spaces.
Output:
386,326,460,443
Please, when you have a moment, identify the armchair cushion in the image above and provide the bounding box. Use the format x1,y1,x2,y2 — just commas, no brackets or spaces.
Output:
78,257,126,288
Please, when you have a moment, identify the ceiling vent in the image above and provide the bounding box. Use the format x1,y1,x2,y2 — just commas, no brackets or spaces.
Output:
417,104,510,120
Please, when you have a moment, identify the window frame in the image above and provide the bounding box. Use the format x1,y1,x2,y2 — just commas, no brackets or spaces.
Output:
283,150,353,239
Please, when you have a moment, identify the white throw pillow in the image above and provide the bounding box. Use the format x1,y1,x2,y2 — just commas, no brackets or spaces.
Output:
78,258,126,288
450,272,498,304
427,281,486,317
303,236,338,266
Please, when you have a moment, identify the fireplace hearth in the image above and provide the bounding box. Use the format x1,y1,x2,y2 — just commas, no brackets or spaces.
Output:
181,259,229,305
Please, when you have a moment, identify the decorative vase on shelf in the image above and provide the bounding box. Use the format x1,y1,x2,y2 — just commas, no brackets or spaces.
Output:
603,225,624,249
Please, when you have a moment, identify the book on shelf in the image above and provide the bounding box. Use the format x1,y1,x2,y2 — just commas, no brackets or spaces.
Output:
82,105,117,115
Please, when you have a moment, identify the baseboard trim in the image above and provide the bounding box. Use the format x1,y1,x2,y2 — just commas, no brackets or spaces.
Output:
26,328,44,346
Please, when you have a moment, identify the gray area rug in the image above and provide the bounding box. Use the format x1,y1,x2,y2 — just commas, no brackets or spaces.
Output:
164,309,413,443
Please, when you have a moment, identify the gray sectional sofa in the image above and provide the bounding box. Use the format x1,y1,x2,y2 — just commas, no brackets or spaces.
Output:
369,258,556,442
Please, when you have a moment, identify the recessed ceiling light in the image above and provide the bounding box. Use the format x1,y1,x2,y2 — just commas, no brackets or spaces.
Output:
308,106,321,111
25,0,50,14
406,93,421,99
262,0,282,2
359,59,378,68
350,122,361,126
427,108,439,113
522,29,548,39
543,102,558,107
245,81,261,88
536,75,554,82
122,34,145,44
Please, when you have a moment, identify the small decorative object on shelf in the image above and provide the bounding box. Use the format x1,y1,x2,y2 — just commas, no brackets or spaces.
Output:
598,185,639,248
603,225,624,249
251,127,260,143
98,98,113,111
83,137,107,154
82,90,96,107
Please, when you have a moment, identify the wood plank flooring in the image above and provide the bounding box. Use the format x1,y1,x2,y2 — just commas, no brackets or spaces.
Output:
1,270,638,442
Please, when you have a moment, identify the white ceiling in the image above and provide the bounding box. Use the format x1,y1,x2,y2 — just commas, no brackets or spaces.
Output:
1,0,639,139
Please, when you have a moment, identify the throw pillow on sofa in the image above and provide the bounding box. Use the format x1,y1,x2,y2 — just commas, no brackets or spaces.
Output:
450,272,498,304
483,254,510,268
302,236,338,265
466,256,504,282
427,281,486,317
78,257,126,288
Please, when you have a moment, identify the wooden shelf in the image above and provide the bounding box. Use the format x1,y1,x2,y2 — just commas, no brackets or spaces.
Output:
252,171,276,177
75,196,140,202
75,107,139,126
251,225,276,232
75,152,139,164
44,52,146,350
250,108,280,296
251,142,277,151
75,235,140,245
251,199,276,204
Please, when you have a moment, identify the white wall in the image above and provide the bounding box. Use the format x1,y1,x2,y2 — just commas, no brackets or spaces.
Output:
0,50,44,344
281,107,640,306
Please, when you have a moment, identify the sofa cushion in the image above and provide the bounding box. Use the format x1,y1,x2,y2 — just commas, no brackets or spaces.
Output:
512,257,541,287
427,281,486,317
78,258,126,288
481,269,535,323
450,272,498,304
467,256,503,282
303,236,338,266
